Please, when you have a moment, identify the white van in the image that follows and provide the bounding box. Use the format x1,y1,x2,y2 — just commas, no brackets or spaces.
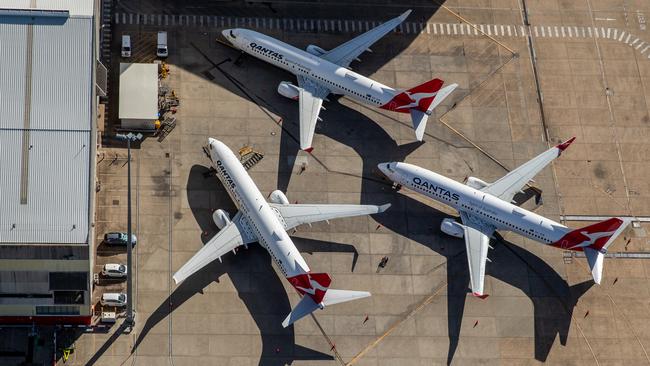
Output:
156,31,168,58
101,293,127,307
121,35,131,58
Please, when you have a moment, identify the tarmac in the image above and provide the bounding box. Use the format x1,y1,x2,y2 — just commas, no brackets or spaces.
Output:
38,0,650,365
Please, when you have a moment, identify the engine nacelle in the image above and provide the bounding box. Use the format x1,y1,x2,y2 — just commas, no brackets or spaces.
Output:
269,190,290,205
306,44,326,56
277,81,299,100
212,209,231,230
465,176,489,190
440,218,464,238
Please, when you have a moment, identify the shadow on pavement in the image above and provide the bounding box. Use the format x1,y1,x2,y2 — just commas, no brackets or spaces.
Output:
133,164,364,364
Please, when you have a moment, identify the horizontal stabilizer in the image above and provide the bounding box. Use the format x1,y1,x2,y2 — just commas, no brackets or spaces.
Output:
426,83,458,114
409,109,429,141
584,247,604,284
282,295,322,328
322,289,371,306
282,288,371,328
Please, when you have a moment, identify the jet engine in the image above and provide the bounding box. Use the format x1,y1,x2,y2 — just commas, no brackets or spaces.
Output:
277,81,300,100
269,190,290,205
440,218,464,238
465,176,489,190
212,209,231,230
306,44,326,56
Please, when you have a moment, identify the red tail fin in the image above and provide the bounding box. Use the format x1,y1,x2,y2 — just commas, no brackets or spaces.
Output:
551,218,626,251
380,79,444,114
287,272,331,304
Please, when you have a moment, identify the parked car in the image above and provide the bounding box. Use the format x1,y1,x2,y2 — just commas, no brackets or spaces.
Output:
104,232,137,246
121,35,131,57
101,293,127,307
156,31,168,58
101,263,128,278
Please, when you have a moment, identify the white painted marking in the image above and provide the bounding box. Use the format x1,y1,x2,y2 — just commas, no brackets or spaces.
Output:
554,26,559,37
405,22,410,34
447,23,451,34
432,23,437,34
581,27,586,37
115,12,119,24
618,31,625,41
345,20,349,32
128,13,132,24
642,45,650,53
165,14,169,26
479,24,484,33
594,27,599,37
475,25,479,35
561,27,566,37
611,28,616,38
486,24,491,35
136,14,140,25
568,26,572,37
459,23,464,35
337,20,341,31
636,41,645,49
632,38,640,46
426,23,430,34
520,25,526,36
500,24,504,35
625,34,632,43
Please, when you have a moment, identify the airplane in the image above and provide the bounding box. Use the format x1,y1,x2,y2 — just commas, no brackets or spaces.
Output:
378,137,630,297
222,10,458,152
174,138,390,327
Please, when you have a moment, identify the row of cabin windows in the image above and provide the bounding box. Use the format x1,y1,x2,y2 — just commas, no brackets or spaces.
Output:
250,46,380,104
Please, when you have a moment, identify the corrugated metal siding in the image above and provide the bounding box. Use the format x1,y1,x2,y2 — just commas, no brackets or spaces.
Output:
30,18,92,131
1,0,93,17
0,130,90,244
0,24,27,129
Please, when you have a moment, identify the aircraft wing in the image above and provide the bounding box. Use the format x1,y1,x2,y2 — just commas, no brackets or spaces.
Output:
481,137,576,203
296,76,330,151
459,211,494,297
321,10,411,67
173,212,257,284
270,202,391,230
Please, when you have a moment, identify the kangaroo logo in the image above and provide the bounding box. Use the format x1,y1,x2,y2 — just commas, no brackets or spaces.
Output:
295,278,329,295
394,91,438,111
566,230,616,249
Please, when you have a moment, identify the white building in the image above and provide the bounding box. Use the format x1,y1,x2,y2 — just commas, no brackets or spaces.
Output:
119,62,159,130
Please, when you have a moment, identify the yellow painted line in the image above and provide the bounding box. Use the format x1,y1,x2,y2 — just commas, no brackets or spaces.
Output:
346,283,448,365
436,2,517,55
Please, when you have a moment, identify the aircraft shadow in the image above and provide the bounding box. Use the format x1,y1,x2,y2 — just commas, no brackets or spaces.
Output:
133,164,365,365
371,189,593,363
176,5,442,193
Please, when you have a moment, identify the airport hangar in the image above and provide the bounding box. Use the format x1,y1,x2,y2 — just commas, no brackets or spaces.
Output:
0,1,103,325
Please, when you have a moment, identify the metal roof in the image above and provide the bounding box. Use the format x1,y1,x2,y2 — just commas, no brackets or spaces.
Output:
119,63,159,120
1,0,93,17
0,1,94,245
0,130,91,244
0,18,92,131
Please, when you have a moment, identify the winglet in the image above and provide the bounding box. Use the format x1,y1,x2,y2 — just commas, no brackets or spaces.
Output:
304,147,314,153
556,137,576,152
378,203,392,213
400,9,413,21
472,292,489,299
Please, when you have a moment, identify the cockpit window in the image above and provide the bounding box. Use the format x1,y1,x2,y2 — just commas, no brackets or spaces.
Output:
387,163,395,173
229,30,236,39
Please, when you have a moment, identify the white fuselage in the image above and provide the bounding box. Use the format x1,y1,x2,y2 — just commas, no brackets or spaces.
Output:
209,139,310,278
224,29,397,106
381,162,571,245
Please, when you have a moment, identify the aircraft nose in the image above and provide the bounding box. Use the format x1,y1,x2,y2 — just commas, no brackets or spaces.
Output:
377,163,392,176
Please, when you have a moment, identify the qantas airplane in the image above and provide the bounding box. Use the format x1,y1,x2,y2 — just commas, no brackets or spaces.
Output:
378,137,629,297
222,10,458,152
174,138,390,327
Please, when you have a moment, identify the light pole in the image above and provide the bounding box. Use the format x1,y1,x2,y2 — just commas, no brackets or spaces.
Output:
115,132,142,331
